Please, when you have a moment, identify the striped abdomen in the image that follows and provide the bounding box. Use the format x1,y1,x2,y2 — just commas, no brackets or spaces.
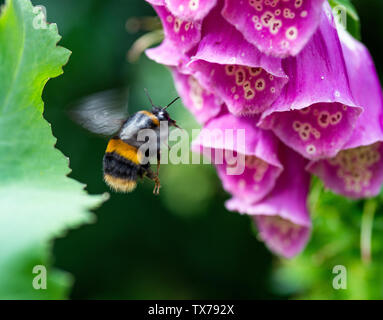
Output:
103,138,147,193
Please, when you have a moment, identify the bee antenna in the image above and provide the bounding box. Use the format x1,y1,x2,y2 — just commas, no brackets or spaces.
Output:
163,96,180,110
144,88,155,107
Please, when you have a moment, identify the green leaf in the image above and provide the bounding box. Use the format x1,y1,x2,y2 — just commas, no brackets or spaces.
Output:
0,0,106,299
329,0,361,40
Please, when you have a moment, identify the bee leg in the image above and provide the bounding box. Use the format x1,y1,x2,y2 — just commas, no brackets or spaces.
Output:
156,150,161,177
154,151,161,195
145,167,161,195
153,176,161,195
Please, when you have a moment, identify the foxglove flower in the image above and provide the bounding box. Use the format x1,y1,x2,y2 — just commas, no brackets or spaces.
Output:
148,1,202,53
188,4,288,115
226,146,311,258
171,69,223,124
147,44,223,124
307,29,383,198
192,112,283,204
146,39,189,68
260,3,361,161
145,0,222,122
145,0,200,70
145,0,383,259
222,0,325,58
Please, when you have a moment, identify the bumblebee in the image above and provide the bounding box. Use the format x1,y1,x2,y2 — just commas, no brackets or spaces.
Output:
71,89,180,195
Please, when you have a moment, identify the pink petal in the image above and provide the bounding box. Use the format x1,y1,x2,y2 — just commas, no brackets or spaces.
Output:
171,68,223,124
226,146,311,258
189,4,288,115
260,4,361,160
307,30,383,199
189,61,288,116
263,103,360,160
222,0,325,58
192,113,283,203
307,143,383,199
165,0,217,21
152,4,202,54
340,29,383,150
146,39,190,69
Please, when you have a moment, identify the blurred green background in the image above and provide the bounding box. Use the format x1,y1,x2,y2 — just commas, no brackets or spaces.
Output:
24,0,383,299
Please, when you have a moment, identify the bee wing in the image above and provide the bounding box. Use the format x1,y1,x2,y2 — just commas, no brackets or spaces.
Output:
69,89,130,137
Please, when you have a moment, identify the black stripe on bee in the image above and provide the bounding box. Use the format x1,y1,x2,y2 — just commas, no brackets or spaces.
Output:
103,152,141,180
103,152,151,193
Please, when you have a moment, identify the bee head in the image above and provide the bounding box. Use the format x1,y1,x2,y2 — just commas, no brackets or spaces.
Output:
152,106,179,128
144,89,181,128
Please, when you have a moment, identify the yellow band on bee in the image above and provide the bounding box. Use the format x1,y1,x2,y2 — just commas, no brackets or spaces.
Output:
139,110,160,127
106,139,142,164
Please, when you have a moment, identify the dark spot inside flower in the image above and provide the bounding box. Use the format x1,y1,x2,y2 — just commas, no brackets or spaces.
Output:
320,114,328,124
352,172,361,178
237,71,245,83
272,21,281,31
263,14,273,25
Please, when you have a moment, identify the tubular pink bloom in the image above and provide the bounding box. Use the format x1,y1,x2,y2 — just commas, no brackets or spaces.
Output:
171,69,223,124
222,0,325,58
307,29,383,199
188,4,288,115
146,39,190,69
192,113,283,204
226,147,311,258
165,0,217,21
259,4,361,160
307,143,383,198
151,4,202,54
340,29,383,150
